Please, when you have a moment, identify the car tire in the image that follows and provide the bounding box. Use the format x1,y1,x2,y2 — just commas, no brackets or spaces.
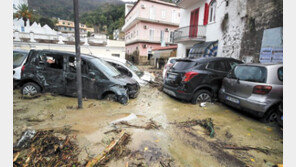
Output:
21,82,41,96
129,93,138,99
191,89,213,104
260,106,279,123
105,93,116,101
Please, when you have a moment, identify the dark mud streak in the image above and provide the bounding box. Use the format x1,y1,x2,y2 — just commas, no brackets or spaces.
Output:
182,129,246,167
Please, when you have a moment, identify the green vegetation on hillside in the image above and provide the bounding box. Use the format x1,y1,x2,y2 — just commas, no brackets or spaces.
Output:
80,3,125,38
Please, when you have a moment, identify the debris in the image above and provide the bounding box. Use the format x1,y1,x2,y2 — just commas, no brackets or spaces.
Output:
87,103,96,108
86,130,130,167
222,144,270,154
174,118,215,138
16,129,36,148
225,131,233,139
111,113,137,124
200,102,206,107
104,128,122,134
13,130,80,166
26,118,45,122
21,94,41,99
66,105,74,109
115,119,161,130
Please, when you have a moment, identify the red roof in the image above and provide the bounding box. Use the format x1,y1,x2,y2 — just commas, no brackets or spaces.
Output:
152,46,177,51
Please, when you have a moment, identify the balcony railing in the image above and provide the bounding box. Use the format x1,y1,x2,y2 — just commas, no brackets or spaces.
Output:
173,25,206,43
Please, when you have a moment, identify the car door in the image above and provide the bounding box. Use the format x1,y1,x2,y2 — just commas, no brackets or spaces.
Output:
39,51,66,94
206,60,229,92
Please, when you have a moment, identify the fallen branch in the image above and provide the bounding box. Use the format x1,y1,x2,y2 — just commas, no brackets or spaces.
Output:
222,144,270,154
115,119,161,130
174,118,215,138
86,130,130,167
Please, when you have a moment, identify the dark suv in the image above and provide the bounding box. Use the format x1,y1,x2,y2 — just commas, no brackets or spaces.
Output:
19,50,140,104
163,57,242,103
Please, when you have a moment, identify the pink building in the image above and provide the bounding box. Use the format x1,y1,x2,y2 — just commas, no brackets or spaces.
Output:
122,0,180,64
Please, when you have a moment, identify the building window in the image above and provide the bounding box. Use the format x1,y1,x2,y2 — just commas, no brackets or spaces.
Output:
209,0,217,23
162,10,166,19
149,29,154,41
169,31,174,43
160,30,164,42
112,54,120,57
172,10,178,23
150,7,155,20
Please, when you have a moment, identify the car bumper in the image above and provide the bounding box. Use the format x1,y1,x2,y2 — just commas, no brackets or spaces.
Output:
219,89,271,117
163,84,193,101
13,79,20,89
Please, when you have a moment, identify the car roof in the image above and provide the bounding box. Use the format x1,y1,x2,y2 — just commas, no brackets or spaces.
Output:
177,57,241,63
14,49,29,54
238,63,283,67
98,56,127,64
38,49,99,60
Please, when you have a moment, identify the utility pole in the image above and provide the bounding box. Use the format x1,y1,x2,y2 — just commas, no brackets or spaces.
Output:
73,0,83,108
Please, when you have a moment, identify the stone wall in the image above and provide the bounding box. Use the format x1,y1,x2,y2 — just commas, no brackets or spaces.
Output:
220,0,247,60
239,0,283,63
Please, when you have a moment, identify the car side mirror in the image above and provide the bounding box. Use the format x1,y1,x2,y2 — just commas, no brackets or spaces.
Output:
89,71,96,79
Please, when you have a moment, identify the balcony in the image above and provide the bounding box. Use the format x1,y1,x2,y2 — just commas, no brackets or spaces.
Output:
176,0,205,8
173,25,206,43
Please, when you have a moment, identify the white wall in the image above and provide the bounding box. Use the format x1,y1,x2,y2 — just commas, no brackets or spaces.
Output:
13,40,126,59
176,0,247,59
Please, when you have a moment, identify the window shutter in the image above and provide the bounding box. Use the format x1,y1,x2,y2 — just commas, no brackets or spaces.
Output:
203,3,209,25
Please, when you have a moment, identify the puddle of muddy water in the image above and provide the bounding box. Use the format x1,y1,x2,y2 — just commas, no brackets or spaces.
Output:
13,86,283,167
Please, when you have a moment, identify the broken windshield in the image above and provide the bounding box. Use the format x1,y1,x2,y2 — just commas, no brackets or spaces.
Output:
125,61,144,77
90,58,121,78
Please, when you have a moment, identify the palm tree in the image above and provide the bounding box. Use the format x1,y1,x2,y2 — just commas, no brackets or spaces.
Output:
13,4,32,26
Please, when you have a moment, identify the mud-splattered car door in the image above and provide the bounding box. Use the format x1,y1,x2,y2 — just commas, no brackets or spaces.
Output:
39,51,66,94
64,55,78,97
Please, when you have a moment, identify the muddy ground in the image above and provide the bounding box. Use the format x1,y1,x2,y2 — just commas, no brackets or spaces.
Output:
13,66,283,167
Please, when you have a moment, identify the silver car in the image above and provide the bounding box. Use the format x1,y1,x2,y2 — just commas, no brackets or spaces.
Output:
219,64,283,122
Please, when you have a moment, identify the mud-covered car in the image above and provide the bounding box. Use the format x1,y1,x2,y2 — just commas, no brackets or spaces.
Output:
13,50,29,88
219,64,283,122
19,50,140,104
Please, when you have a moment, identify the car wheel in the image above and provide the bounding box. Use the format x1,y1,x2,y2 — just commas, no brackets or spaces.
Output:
191,89,212,104
261,106,279,123
21,82,41,96
105,93,116,101
118,96,129,105
129,93,138,99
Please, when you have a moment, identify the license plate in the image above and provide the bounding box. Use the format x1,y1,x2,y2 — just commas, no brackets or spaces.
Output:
163,88,176,97
168,74,177,79
226,96,240,104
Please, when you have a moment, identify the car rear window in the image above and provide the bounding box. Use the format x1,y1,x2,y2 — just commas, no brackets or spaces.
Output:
13,51,28,68
172,60,197,70
233,65,267,83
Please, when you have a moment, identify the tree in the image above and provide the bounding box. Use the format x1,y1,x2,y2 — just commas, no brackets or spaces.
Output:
13,4,33,26
39,17,55,29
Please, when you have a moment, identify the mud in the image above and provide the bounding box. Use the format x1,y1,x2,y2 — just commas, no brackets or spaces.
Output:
13,70,283,167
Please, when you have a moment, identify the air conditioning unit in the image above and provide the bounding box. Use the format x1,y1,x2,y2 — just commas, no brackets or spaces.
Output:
143,44,147,48
144,25,147,29
141,4,146,9
165,28,169,32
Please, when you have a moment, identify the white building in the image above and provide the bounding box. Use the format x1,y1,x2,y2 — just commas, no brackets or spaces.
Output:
174,0,246,60
13,0,28,12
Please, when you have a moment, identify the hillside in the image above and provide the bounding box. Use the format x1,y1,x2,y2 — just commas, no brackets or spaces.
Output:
28,0,124,20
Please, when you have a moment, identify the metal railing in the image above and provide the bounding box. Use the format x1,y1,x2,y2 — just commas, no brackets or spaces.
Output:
173,25,206,43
